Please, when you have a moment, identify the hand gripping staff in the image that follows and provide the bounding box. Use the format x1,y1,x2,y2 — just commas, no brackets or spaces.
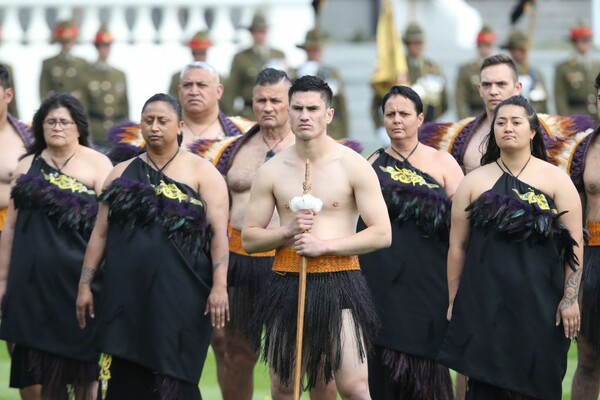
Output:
288,159,323,399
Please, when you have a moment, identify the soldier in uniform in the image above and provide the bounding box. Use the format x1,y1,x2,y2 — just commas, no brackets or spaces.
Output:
294,29,348,139
224,12,286,119
39,20,88,101
455,25,496,120
554,21,600,116
502,30,549,113
168,30,212,98
81,26,129,148
371,22,447,135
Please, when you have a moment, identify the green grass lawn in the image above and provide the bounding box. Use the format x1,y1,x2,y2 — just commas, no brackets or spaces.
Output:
0,341,579,399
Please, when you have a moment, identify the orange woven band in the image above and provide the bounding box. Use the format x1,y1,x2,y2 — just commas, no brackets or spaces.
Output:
588,221,600,247
272,246,361,274
0,208,6,231
229,226,276,257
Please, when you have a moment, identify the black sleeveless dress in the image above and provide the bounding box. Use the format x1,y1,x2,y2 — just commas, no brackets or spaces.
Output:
359,150,453,399
0,156,100,394
94,157,213,399
437,172,578,400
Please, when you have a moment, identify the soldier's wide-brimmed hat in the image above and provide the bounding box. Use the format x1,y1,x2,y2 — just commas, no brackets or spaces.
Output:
402,23,424,43
501,30,527,50
296,29,327,50
94,26,113,45
247,12,268,32
187,30,212,50
477,25,496,44
570,21,593,41
52,20,79,43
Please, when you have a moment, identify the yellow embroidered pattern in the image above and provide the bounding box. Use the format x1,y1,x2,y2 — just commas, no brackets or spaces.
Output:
154,179,203,207
43,171,95,194
512,188,558,213
99,353,112,400
379,165,440,189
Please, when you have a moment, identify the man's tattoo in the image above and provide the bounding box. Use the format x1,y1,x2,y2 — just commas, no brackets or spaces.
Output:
559,268,582,311
212,254,228,272
80,266,96,285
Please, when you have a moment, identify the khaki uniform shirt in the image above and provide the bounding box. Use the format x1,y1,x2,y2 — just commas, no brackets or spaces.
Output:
39,52,89,100
554,55,600,116
225,46,286,119
81,62,129,144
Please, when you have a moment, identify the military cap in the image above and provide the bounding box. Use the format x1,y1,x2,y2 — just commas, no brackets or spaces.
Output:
296,29,327,50
402,23,424,43
248,12,268,32
501,30,527,50
94,26,113,45
570,21,593,41
52,19,79,43
187,30,212,50
477,25,496,44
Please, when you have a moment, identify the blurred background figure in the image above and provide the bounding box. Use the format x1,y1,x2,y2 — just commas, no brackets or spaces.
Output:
554,21,600,117
501,30,549,113
82,26,129,149
224,12,286,119
169,30,213,98
402,23,448,123
294,28,349,139
455,25,496,120
39,20,89,101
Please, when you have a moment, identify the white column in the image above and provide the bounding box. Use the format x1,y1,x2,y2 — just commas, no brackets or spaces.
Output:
80,5,101,43
108,6,130,44
2,6,23,44
26,6,51,44
184,6,207,39
157,5,183,43
130,5,156,43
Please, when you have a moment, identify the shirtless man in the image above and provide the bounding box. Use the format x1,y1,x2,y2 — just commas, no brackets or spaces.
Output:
571,72,600,400
214,68,336,399
242,75,391,399
0,65,31,236
420,54,595,176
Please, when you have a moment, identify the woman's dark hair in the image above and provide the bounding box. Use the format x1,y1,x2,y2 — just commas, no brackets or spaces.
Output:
381,85,424,115
141,93,182,121
480,95,548,165
26,93,90,157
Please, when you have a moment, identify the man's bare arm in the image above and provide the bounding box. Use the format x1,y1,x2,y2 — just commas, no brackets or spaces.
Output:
242,164,297,253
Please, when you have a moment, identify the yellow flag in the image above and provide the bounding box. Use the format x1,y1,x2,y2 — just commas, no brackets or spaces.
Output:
371,0,409,98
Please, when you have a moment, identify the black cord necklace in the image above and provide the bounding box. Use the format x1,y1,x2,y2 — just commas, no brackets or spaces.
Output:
262,131,290,161
390,142,419,162
49,149,77,173
146,148,180,173
498,155,532,179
